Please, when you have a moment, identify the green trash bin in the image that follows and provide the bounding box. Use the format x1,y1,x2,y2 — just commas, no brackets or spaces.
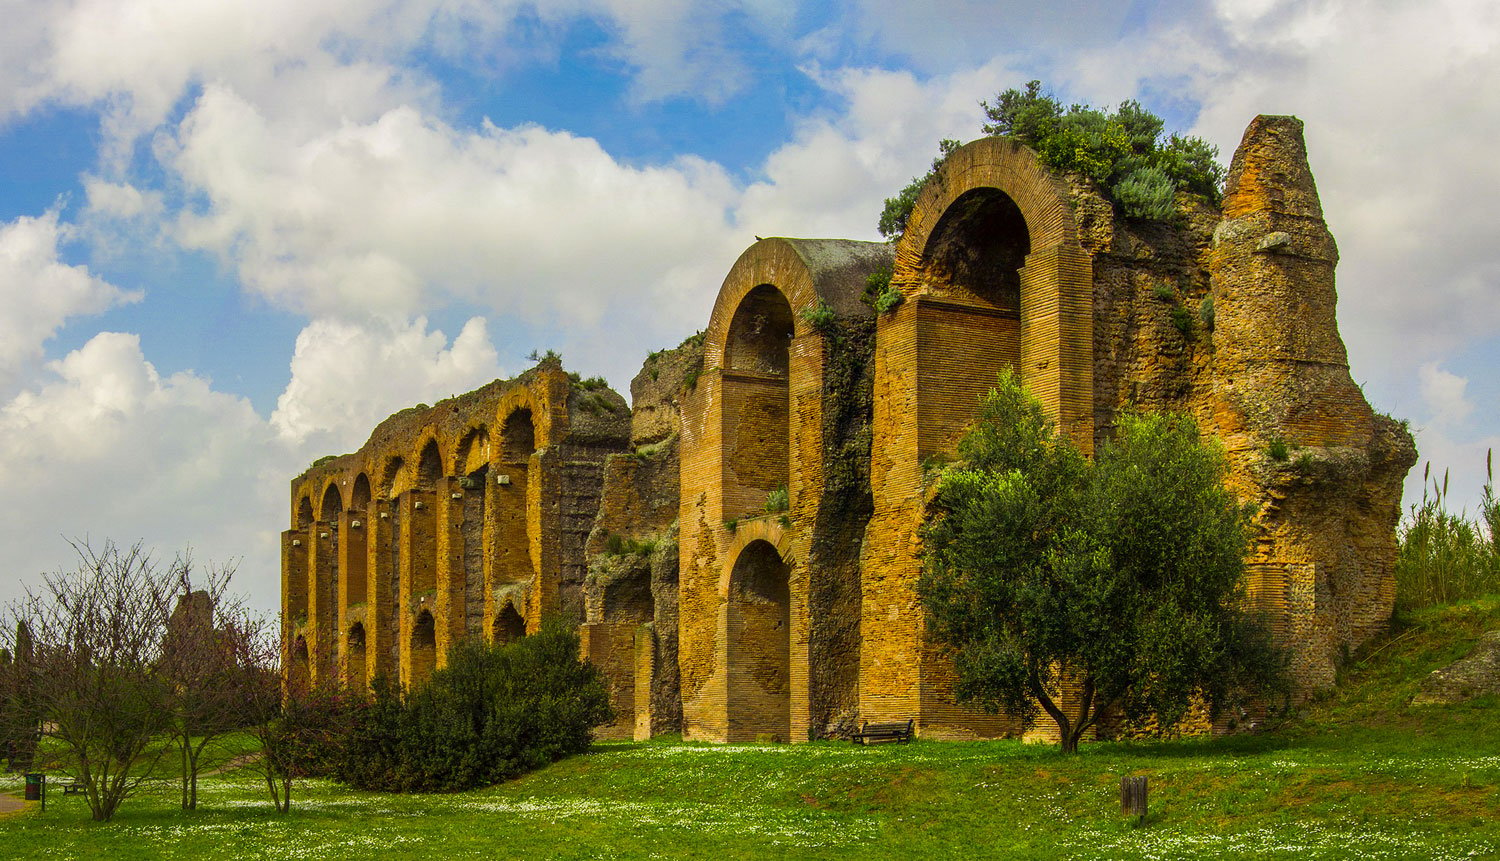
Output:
23,772,43,801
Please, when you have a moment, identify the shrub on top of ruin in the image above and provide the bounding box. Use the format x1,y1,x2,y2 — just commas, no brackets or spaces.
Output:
336,620,611,792
878,139,962,238
879,81,1225,237
1200,294,1215,331
1267,438,1290,462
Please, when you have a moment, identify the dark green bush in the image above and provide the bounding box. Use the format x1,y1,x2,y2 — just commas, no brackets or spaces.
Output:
336,621,612,792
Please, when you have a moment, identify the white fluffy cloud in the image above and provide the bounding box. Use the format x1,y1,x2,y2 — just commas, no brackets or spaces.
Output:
166,86,740,328
737,60,1022,239
0,210,141,391
0,332,291,610
271,315,505,451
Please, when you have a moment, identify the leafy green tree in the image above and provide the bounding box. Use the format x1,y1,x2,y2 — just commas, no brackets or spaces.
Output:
919,370,1284,752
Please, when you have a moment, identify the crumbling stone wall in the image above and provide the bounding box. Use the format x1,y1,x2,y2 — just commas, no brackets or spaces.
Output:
581,333,701,739
282,359,629,692
282,114,1412,745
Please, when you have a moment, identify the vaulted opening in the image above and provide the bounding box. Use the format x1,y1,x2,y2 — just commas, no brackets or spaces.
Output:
726,540,791,742
457,427,491,639
725,284,794,376
493,602,526,645
411,610,437,688
721,285,792,519
923,187,1030,311
501,409,536,464
346,474,370,606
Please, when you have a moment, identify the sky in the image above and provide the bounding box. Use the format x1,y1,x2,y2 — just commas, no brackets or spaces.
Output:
0,0,1496,614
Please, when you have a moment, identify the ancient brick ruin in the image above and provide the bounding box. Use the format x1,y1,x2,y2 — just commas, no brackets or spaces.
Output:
282,115,1415,741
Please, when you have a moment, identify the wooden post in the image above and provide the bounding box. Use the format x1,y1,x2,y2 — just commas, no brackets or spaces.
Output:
1120,775,1147,823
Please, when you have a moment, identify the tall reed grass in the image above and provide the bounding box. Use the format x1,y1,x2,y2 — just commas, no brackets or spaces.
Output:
1395,451,1500,610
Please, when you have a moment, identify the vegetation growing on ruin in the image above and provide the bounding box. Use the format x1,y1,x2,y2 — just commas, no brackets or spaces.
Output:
3,595,1498,857
861,265,901,314
879,81,1226,237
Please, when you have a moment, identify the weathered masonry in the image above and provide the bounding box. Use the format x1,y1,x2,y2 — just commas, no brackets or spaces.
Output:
283,115,1416,742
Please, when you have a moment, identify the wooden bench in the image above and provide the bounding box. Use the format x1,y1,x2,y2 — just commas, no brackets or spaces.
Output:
851,719,914,745
61,780,84,795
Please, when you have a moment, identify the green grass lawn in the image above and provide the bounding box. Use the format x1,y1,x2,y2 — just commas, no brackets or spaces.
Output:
4,598,1498,859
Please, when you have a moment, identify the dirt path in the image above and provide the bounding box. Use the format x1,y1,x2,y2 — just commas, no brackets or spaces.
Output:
0,791,28,817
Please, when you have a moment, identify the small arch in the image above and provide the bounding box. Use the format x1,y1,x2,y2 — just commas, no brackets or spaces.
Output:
410,610,437,687
417,439,443,489
346,623,367,691
501,409,536,463
320,483,343,522
725,284,794,376
726,539,791,742
296,496,314,530
351,473,372,511
492,602,526,644
379,456,406,498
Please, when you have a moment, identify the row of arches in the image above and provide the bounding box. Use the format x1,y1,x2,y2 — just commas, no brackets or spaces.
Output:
286,397,548,691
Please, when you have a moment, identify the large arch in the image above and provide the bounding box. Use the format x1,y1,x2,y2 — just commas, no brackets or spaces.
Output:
893,135,1093,451
725,539,792,743
680,238,889,743
346,474,371,607
860,136,1093,738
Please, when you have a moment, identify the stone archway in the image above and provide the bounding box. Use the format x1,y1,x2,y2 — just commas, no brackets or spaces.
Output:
410,610,437,688
726,539,791,742
346,623,367,691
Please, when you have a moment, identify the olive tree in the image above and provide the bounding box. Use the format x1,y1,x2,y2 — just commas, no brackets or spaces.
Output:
919,371,1285,753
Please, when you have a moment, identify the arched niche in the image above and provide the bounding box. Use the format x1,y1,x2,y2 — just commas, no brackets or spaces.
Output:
894,135,1094,452
922,187,1030,311
720,284,792,517
296,496,314,530
501,408,536,464
492,601,526,645
410,610,437,687
726,539,791,742
342,474,371,608
725,284,794,376
346,623,367,691
456,426,491,638
417,439,443,489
